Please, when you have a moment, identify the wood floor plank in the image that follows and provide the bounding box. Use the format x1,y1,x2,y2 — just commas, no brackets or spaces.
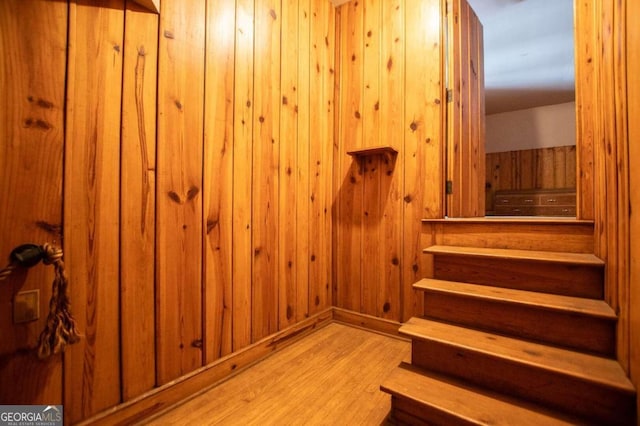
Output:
147,323,410,425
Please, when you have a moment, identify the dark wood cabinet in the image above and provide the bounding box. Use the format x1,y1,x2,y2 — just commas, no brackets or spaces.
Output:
493,188,576,216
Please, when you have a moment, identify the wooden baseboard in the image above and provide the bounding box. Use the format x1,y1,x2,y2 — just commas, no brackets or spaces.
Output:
78,308,333,426
332,307,406,340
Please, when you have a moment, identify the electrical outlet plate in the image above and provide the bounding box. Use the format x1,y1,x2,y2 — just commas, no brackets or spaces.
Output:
14,289,40,324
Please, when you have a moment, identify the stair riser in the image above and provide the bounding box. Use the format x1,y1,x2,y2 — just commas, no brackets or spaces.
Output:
423,292,616,356
411,340,635,425
433,256,603,298
391,396,472,426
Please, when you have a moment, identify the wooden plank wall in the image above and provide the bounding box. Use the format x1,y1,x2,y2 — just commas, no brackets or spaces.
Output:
120,2,158,400
0,0,66,406
627,0,640,412
446,0,485,218
575,0,630,374
485,145,577,212
0,0,335,423
64,1,124,419
334,0,443,323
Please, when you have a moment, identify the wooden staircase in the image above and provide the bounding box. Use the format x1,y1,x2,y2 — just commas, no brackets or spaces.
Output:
381,244,637,425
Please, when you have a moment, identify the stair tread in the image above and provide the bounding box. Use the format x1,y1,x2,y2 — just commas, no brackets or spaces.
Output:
401,317,635,394
414,278,617,319
381,362,580,425
423,245,605,266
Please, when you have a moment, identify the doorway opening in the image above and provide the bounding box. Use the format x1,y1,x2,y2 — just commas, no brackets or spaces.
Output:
446,0,577,218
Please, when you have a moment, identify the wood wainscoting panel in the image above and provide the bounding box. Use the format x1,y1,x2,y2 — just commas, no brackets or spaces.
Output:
0,0,67,406
308,0,335,316
278,0,300,330
251,0,281,343
203,0,235,363
120,1,158,400
156,0,206,385
232,0,255,353
64,1,124,421
335,0,364,312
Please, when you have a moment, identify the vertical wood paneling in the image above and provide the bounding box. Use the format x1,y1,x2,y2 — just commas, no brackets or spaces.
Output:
296,0,311,321
379,0,403,319
279,0,299,328
309,0,325,313
64,1,124,420
335,0,442,322
232,0,255,351
360,0,381,316
574,0,630,372
332,6,343,309
156,0,205,384
336,1,364,312
361,154,381,315
469,7,484,216
402,0,442,320
458,0,470,213
600,0,629,372
447,0,484,218
574,0,595,221
0,0,66,405
204,0,235,362
477,12,486,213
322,3,336,315
628,0,640,409
252,0,281,342
447,0,461,216
309,0,334,315
120,1,158,399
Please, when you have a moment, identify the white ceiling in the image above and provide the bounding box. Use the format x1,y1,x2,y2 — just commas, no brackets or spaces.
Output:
330,0,575,115
466,0,575,114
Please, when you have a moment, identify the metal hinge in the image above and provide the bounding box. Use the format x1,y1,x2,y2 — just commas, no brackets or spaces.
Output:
446,180,453,195
446,89,453,103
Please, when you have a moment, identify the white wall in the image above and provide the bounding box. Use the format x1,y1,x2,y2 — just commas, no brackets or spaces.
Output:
485,102,576,153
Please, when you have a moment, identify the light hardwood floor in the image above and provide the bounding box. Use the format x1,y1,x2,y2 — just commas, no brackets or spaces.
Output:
145,323,410,425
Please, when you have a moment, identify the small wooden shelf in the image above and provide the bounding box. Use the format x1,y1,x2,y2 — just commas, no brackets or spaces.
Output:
346,145,398,158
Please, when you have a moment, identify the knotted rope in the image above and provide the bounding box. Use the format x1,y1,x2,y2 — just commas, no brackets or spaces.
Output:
37,243,81,359
0,243,81,359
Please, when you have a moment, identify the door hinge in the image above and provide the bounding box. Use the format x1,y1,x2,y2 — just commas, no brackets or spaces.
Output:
446,180,453,194
446,89,453,103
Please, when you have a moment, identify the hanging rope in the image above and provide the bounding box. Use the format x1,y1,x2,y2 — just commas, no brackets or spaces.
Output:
37,243,81,359
0,243,81,359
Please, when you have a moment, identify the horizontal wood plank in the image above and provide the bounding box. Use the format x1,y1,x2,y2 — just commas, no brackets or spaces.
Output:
424,245,604,266
382,363,581,425
332,307,405,339
402,317,634,393
415,278,616,319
